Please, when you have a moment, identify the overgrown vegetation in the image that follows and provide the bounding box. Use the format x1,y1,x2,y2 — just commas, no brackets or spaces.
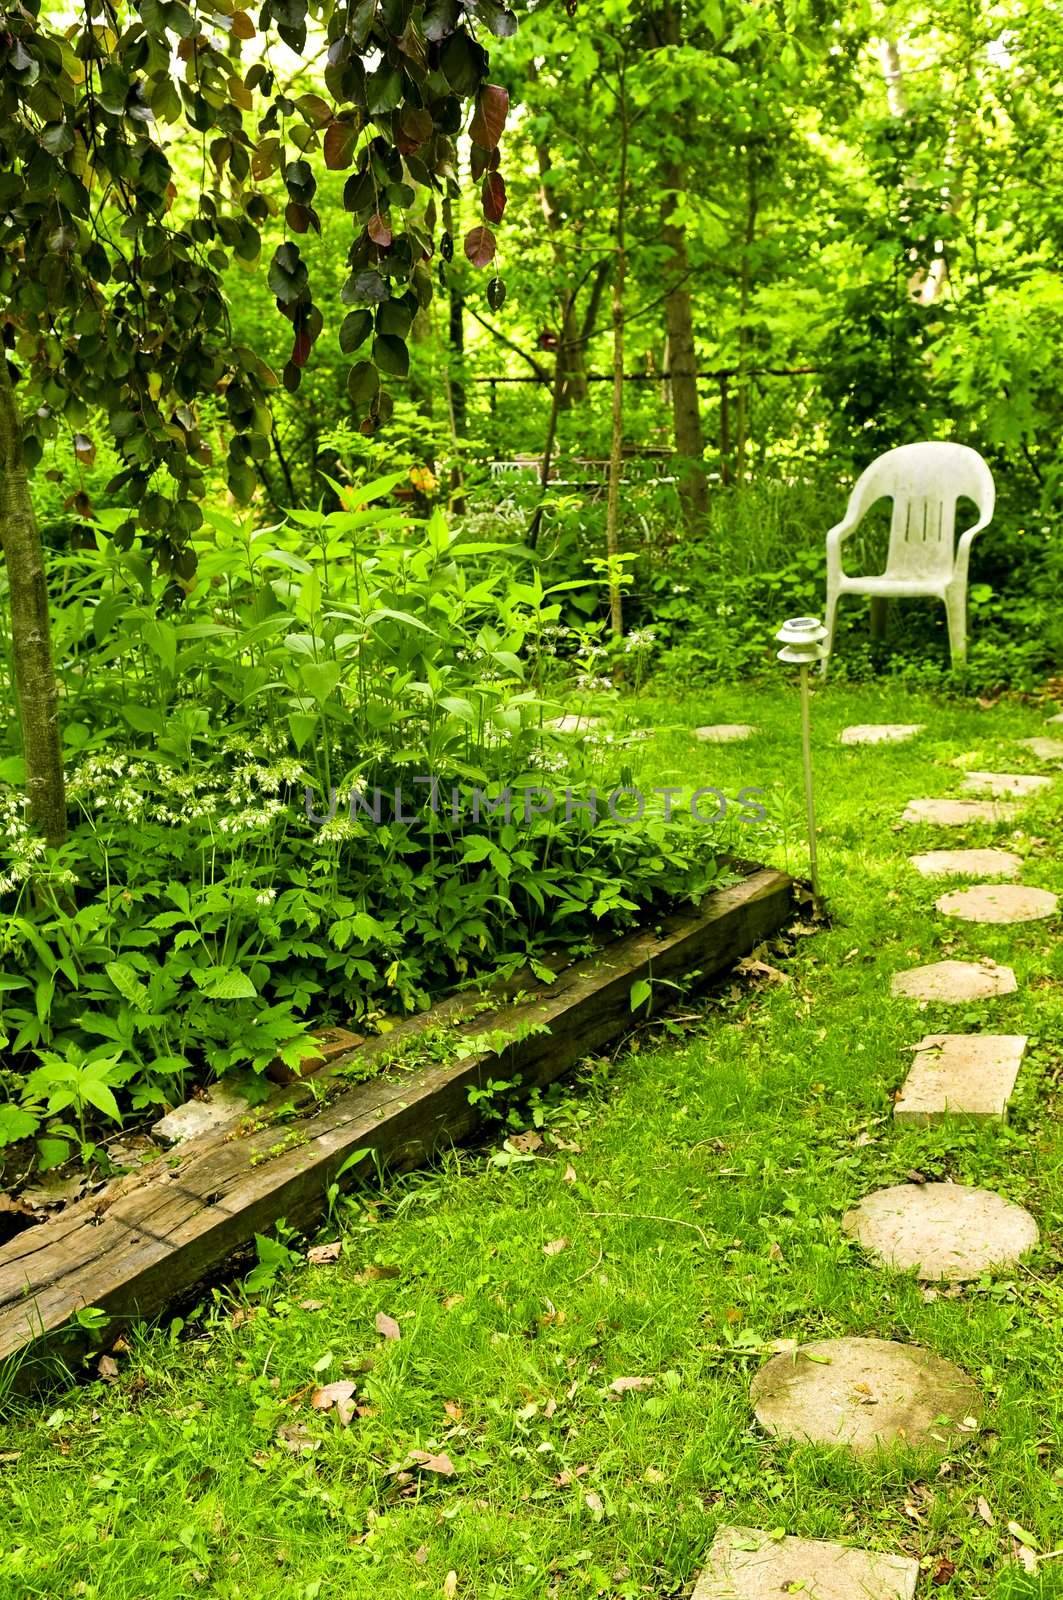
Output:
3,684,1062,1598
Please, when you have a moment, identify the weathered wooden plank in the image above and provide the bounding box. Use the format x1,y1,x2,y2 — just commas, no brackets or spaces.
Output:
0,865,793,1374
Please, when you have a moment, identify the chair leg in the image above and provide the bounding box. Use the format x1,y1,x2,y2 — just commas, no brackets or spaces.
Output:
945,586,968,668
821,587,840,679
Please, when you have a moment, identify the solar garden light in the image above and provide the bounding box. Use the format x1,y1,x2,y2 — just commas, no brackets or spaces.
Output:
775,615,828,905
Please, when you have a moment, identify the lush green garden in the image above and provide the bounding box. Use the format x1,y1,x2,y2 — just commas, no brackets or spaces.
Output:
1,0,1063,1592
3,686,1063,1597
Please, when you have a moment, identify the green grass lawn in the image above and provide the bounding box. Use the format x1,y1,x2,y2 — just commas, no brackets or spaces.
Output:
3,679,1063,1599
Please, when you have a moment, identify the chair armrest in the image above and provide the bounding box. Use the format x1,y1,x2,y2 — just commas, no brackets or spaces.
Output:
825,517,860,582
953,512,992,584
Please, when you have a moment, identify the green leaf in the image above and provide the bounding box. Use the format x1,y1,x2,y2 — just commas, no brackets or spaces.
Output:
197,968,259,1000
373,333,410,377
37,1136,70,1171
299,660,343,704
0,1104,39,1146
629,978,652,1012
106,961,151,1011
340,310,374,354
347,360,380,412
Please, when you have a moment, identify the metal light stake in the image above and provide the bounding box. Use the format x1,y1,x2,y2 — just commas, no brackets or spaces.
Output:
775,615,827,905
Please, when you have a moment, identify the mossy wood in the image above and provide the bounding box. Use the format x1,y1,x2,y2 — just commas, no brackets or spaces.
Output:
0,866,793,1379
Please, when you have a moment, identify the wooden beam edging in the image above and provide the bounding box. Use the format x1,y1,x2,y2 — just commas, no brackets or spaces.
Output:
0,866,794,1377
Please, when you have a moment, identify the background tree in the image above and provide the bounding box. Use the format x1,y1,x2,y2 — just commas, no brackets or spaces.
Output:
0,0,514,841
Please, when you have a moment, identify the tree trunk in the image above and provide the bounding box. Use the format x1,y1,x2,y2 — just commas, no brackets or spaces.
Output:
605,61,629,642
442,192,467,441
657,1,707,522
0,356,66,845
734,147,759,485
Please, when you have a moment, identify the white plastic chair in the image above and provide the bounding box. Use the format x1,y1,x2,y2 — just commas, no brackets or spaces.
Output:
823,442,995,674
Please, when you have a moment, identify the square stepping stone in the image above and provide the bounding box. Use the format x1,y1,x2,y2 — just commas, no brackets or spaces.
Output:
909,848,1023,880
894,1033,1027,1124
890,959,1017,1002
693,724,754,742
1018,737,1063,762
693,1525,918,1600
902,797,1020,826
960,771,1052,799
936,883,1058,924
840,724,925,746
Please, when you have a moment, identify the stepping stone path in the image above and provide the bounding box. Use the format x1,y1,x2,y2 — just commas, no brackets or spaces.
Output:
722,713,1054,1586
936,883,1058,924
1019,736,1063,762
750,1336,981,1454
843,1183,1038,1281
902,796,1020,826
890,957,1016,1002
1048,713,1063,726
693,723,754,742
693,1526,918,1600
909,847,1023,879
960,771,1052,799
894,1033,1028,1124
548,714,602,733
839,723,924,746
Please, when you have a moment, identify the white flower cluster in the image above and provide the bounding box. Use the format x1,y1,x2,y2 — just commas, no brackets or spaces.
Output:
0,789,48,895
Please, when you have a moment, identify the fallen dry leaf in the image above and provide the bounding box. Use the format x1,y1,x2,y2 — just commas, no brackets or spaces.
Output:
96,1354,119,1383
413,1545,429,1566
310,1381,356,1412
975,1496,994,1527
408,1450,455,1477
610,1376,654,1395
307,1241,342,1266
542,1237,569,1256
444,1401,463,1422
275,1422,320,1455
931,1556,956,1585
562,1164,577,1184
584,1489,604,1516
299,1299,324,1312
736,955,791,984
442,1293,464,1311
443,1572,458,1599
509,1131,543,1154
375,1312,401,1340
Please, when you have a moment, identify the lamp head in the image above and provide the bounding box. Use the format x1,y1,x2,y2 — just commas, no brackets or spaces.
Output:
776,615,827,665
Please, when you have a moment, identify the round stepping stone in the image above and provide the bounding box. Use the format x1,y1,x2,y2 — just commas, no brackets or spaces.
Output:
840,723,924,746
902,797,1020,826
909,848,1023,880
936,883,1058,924
1019,736,1063,762
1048,713,1063,726
694,1525,918,1600
751,1336,981,1455
960,771,1051,799
843,1183,1038,1281
548,714,602,733
890,958,1017,1003
693,723,754,743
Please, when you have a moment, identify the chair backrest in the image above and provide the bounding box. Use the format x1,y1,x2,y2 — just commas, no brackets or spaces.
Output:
846,443,995,581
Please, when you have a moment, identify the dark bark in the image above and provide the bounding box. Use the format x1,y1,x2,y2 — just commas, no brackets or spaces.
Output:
605,63,629,641
0,357,66,845
658,3,708,520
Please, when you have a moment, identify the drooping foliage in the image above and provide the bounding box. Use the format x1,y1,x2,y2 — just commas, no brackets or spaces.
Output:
0,0,514,573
